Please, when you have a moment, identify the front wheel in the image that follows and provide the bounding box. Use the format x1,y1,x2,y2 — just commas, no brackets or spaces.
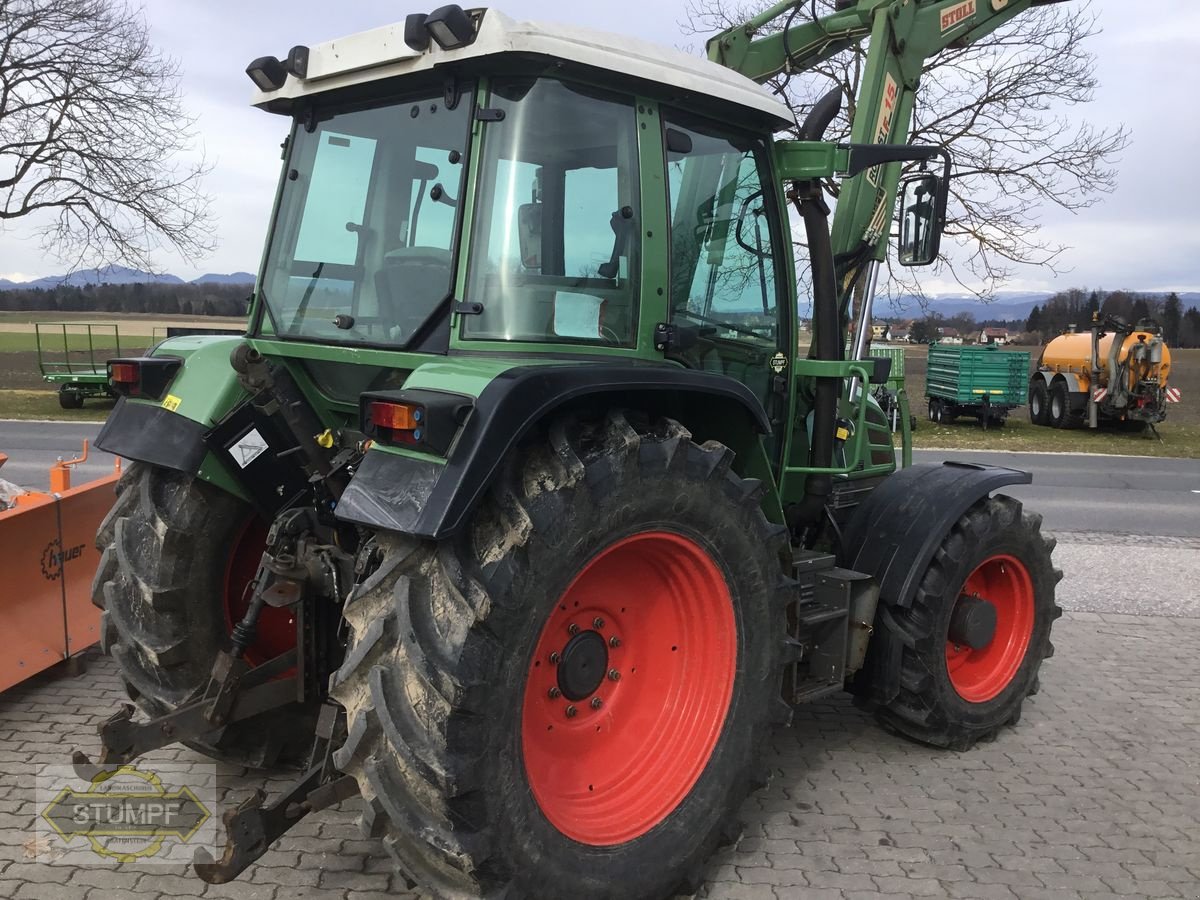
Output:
58,388,83,409
873,495,1061,750
329,412,789,900
1029,381,1049,426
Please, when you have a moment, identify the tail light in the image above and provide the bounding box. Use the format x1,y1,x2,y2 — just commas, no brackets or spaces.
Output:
360,390,473,455
107,357,182,401
368,401,426,446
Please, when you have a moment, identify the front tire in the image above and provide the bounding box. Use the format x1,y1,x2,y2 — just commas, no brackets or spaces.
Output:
58,389,83,409
873,495,1061,750
93,462,318,768
1029,381,1049,426
329,412,789,900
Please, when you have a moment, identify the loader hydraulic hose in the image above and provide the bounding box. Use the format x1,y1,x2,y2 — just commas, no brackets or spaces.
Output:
793,192,838,535
790,89,844,536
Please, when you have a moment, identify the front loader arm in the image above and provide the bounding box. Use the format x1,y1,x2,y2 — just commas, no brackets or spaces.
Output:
710,0,1068,299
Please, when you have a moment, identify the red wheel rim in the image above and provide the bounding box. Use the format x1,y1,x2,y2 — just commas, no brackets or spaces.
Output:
222,517,296,665
521,531,736,846
945,554,1034,703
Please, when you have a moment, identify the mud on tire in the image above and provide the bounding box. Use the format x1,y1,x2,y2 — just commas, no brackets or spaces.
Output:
329,411,792,900
92,462,318,768
873,494,1062,750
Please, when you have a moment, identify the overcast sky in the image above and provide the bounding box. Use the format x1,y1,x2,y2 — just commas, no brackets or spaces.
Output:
1,0,1196,295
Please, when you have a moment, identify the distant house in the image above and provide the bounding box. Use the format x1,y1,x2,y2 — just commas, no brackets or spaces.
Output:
871,322,891,341
937,327,963,345
890,328,911,343
979,327,1009,345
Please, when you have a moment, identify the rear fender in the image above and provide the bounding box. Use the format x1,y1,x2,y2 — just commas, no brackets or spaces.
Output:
838,461,1032,704
1051,372,1086,394
336,364,774,539
94,336,250,499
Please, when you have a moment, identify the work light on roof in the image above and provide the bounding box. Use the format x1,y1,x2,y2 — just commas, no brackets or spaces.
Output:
245,45,309,91
404,4,478,52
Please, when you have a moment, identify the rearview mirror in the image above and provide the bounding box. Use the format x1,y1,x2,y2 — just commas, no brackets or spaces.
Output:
897,173,944,267
517,202,542,270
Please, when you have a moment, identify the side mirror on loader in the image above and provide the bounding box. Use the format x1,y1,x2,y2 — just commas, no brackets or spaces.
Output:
897,172,946,267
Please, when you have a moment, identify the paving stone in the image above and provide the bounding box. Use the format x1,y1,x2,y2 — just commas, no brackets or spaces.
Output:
0,610,1195,900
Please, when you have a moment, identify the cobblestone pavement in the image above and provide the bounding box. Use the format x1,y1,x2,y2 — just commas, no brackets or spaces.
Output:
1,533,1198,900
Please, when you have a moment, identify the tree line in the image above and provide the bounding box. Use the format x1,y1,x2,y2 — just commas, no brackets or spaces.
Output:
1025,289,1200,347
0,283,249,318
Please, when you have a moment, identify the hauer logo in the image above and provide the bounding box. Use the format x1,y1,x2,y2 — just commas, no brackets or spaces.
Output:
41,539,86,581
941,0,976,32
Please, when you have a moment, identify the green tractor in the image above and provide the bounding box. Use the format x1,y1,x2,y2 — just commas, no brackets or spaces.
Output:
82,2,1064,897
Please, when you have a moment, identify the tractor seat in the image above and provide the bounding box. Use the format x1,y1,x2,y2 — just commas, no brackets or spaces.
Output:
374,246,453,336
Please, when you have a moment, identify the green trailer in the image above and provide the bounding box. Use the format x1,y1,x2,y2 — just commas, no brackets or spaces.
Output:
926,342,1031,428
864,344,915,433
35,323,124,409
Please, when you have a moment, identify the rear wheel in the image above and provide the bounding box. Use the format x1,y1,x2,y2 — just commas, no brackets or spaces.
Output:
1049,381,1073,429
93,462,318,768
873,495,1061,750
329,411,789,899
1029,381,1049,426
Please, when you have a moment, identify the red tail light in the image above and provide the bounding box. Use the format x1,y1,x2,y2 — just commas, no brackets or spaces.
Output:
368,401,425,445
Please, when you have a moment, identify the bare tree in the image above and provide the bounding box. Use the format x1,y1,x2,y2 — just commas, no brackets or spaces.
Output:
683,0,1129,303
0,0,212,271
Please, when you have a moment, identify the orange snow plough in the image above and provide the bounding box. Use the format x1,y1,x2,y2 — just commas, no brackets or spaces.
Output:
0,442,119,692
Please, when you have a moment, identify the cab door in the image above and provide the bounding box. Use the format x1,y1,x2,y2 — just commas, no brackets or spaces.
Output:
662,112,791,461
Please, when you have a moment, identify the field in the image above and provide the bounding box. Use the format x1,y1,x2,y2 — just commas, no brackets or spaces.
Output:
0,316,1195,457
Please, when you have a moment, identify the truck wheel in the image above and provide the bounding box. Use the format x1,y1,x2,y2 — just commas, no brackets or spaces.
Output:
874,495,1061,750
1048,381,1073,428
93,462,318,768
330,412,789,900
1029,382,1049,426
58,389,83,410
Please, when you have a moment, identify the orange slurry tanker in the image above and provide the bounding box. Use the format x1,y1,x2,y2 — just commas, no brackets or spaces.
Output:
1029,314,1177,431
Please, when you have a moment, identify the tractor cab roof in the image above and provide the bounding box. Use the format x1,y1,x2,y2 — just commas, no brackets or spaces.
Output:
249,7,794,129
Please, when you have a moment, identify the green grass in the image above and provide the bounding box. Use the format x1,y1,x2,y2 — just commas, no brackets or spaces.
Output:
912,415,1200,458
0,389,113,421
0,332,153,353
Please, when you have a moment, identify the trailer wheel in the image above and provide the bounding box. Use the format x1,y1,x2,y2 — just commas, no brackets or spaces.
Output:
93,462,318,768
329,412,789,900
1048,381,1073,428
58,388,83,410
874,495,1061,750
1029,381,1049,426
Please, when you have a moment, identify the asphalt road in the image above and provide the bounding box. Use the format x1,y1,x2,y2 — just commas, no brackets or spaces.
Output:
3,420,1196,539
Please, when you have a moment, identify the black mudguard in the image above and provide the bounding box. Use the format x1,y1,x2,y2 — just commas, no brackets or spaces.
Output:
839,461,1032,704
95,398,209,474
335,364,771,540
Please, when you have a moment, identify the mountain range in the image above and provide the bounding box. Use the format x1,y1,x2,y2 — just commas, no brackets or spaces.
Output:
0,266,255,291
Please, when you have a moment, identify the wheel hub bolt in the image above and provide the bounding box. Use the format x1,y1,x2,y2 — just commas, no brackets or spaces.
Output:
608,669,620,681
593,617,605,629
565,705,577,718
590,697,603,710
609,636,621,648
548,687,561,699
568,623,580,636
549,651,560,665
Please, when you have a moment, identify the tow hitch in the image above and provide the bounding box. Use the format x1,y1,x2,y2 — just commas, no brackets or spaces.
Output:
74,491,357,880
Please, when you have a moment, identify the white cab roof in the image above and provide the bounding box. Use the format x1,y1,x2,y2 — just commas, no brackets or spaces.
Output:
251,8,794,127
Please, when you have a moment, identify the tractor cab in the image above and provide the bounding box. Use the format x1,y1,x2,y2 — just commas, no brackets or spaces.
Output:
248,7,797,417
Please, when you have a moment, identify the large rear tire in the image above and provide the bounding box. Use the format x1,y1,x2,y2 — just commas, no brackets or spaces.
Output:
873,495,1062,750
92,462,318,768
329,411,790,899
1048,381,1074,429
